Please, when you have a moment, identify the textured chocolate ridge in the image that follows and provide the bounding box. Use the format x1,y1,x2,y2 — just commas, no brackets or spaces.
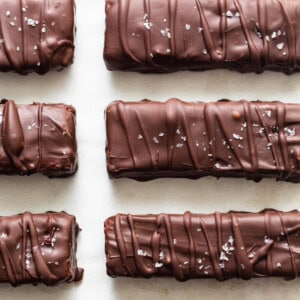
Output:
105,210,300,281
0,99,77,177
0,211,83,286
0,0,75,75
104,0,300,74
106,99,300,182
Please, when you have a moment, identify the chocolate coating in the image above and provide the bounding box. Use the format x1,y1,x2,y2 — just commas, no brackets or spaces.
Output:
0,211,83,286
105,210,300,281
106,99,300,182
0,0,75,74
104,0,300,74
0,99,77,177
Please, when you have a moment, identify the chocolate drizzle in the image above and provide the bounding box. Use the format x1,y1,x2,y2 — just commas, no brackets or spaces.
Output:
104,0,299,73
0,0,75,74
106,99,300,182
2,100,26,172
0,99,77,177
0,212,83,286
105,210,300,281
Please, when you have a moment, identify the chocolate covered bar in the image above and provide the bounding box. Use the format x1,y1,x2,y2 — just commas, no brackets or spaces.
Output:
105,210,300,281
0,0,75,74
0,99,77,177
0,211,83,286
104,0,300,74
106,99,300,182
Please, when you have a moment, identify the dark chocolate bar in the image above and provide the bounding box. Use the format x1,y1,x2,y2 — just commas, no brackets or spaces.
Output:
0,99,77,177
0,0,75,74
104,0,300,74
105,210,300,281
0,211,83,286
106,99,300,182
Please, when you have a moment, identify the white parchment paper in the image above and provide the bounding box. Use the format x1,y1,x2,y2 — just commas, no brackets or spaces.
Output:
0,0,300,299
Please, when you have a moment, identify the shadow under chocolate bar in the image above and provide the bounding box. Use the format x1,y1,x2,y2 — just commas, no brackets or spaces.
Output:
0,99,77,177
104,0,300,74
0,211,83,286
0,0,75,75
105,210,300,281
106,99,300,182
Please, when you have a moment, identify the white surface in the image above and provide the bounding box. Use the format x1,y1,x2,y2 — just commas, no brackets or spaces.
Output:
0,0,300,299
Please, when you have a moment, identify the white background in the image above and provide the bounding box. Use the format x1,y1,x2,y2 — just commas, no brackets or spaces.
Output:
0,0,300,299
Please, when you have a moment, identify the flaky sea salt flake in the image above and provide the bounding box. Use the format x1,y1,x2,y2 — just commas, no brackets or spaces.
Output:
276,42,284,50
265,110,272,117
271,32,277,39
160,28,171,38
137,249,147,256
226,10,233,17
159,251,164,260
144,22,153,30
155,262,163,268
219,251,229,261
284,127,295,137
153,137,159,144
233,133,243,140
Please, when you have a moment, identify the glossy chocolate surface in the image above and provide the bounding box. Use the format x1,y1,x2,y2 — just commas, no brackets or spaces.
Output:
0,99,77,177
106,99,300,182
0,0,75,74
104,0,300,74
0,211,83,286
105,210,300,281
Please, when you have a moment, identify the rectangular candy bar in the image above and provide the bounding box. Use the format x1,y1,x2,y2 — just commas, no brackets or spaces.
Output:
0,0,75,74
0,211,83,286
0,99,77,177
106,99,300,182
105,210,300,281
104,0,300,74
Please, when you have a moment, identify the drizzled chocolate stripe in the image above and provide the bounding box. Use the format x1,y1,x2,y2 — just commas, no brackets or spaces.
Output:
105,210,300,281
106,99,300,182
0,212,83,286
0,0,75,74
0,99,77,177
104,0,300,73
